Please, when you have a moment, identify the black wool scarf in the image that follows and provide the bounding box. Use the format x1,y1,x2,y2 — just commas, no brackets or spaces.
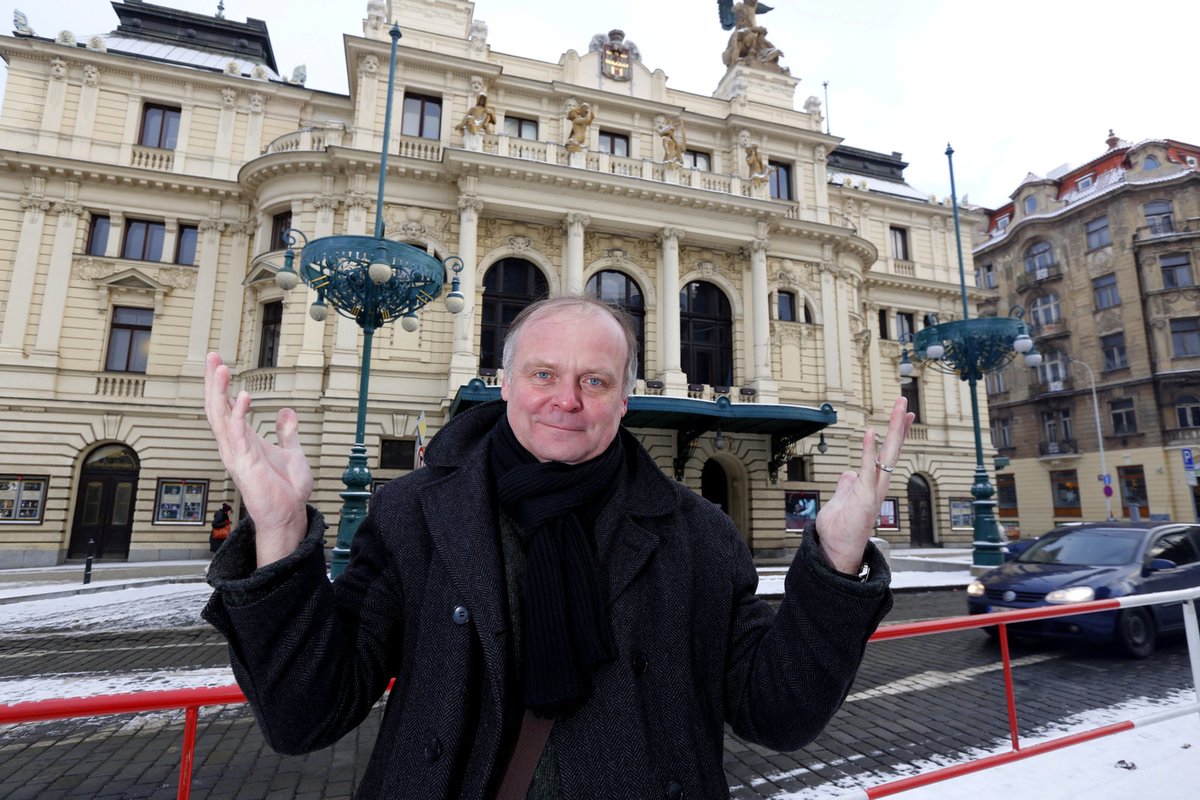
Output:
489,414,620,718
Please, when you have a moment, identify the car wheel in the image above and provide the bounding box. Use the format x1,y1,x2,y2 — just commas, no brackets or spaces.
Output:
1115,608,1156,659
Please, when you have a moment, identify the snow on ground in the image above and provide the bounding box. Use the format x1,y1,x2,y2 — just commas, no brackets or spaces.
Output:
1,573,1196,798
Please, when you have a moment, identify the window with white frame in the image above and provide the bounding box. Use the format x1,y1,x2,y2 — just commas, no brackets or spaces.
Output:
1093,273,1120,309
1161,254,1194,289
1030,293,1062,329
1177,395,1200,428
1036,349,1067,385
890,226,910,261
152,478,208,524
1145,201,1174,235
598,131,629,156
401,92,442,139
769,161,793,200
122,219,165,262
1171,317,1200,357
683,150,711,171
106,307,153,373
503,116,538,140
1101,332,1128,370
1023,240,1054,273
985,370,1007,395
1110,398,1137,435
991,417,1012,448
1075,174,1094,192
1086,216,1112,249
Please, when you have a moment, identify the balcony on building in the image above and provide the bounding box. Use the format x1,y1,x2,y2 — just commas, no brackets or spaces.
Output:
1038,438,1079,458
1028,376,1074,398
1016,262,1064,292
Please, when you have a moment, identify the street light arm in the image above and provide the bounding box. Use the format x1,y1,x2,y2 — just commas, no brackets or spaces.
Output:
1068,356,1112,519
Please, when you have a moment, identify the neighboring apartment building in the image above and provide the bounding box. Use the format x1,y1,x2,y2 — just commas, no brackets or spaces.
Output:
975,132,1200,536
0,0,991,567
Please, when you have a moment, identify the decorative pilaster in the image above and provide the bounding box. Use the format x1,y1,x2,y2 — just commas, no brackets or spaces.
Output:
39,58,68,153
656,227,686,391
217,219,251,362
448,194,484,391
562,212,590,294
71,64,101,160
183,217,226,372
0,185,51,355
297,195,340,368
242,93,265,163
819,258,842,392
32,200,85,363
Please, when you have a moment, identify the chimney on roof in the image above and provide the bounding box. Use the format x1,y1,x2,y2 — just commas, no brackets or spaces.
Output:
1106,129,1120,150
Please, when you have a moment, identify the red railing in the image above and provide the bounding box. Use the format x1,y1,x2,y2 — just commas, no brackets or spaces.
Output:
1,590,1198,798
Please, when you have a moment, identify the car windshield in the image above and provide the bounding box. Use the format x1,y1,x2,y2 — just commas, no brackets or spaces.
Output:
1018,529,1143,567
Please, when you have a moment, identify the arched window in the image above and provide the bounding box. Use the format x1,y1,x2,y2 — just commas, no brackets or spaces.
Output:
1023,241,1054,273
1143,155,1160,170
680,281,733,387
1029,293,1062,329
480,258,548,370
585,270,644,379
777,290,797,322
1178,395,1200,428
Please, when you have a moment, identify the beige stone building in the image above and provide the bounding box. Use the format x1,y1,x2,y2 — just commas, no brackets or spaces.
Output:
975,132,1200,537
0,0,992,567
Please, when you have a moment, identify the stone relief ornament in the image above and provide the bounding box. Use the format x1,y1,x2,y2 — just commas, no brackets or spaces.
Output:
249,93,264,113
55,30,76,46
221,88,237,108
74,258,114,282
506,235,533,252
224,61,240,75
86,36,105,52
719,0,786,73
589,29,640,81
158,267,196,290
83,64,99,86
49,58,66,80
359,54,379,76
252,64,268,80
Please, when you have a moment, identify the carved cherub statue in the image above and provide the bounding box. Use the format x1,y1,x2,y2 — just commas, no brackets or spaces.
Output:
656,115,685,166
455,93,496,135
564,101,595,152
745,142,771,185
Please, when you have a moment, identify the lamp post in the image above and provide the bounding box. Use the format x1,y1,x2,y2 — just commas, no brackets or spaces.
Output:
274,23,466,577
899,145,1043,568
1068,356,1113,520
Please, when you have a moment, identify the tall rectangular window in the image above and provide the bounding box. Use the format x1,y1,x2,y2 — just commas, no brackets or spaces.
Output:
1118,465,1149,519
777,290,797,322
122,219,165,262
106,307,153,373
901,380,921,424
401,93,442,139
877,309,890,340
684,150,711,170
991,417,1012,448
1086,216,1111,249
1145,201,1174,235
890,226,910,260
140,104,181,149
598,131,629,156
1093,273,1120,309
896,312,915,342
769,161,793,200
503,116,538,140
1101,333,1128,370
1171,317,1200,357
257,301,283,369
985,371,1007,395
1050,469,1082,517
996,473,1018,518
1110,398,1137,435
175,224,198,266
976,263,997,288
87,215,110,256
1161,254,1194,289
270,211,292,251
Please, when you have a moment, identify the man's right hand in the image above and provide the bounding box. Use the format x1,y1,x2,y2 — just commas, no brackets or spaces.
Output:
204,352,313,567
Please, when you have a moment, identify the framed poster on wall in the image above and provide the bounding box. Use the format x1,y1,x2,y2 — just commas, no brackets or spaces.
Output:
785,490,819,531
950,497,975,529
876,497,899,530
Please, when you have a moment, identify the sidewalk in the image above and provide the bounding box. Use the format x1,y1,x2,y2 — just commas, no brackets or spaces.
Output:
0,547,975,605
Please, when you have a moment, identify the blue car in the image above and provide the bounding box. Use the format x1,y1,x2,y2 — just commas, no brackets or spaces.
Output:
967,522,1200,658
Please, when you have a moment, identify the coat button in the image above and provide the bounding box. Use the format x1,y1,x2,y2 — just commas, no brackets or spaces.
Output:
424,736,443,762
633,652,648,675
452,605,470,625
666,781,683,800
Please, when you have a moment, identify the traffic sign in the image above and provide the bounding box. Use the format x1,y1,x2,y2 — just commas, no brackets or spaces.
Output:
1103,485,1114,497
1183,448,1195,471
1102,473,1112,486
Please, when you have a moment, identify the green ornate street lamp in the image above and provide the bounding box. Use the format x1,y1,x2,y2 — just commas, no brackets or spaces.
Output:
899,145,1042,568
274,23,466,577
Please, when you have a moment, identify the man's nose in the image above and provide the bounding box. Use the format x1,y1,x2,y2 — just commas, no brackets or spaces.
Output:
551,381,582,411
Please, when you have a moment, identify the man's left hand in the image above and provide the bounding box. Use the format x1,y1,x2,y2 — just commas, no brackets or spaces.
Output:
815,397,915,575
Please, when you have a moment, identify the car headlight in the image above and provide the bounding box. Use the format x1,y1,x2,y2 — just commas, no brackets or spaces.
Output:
1045,586,1095,604
966,580,986,597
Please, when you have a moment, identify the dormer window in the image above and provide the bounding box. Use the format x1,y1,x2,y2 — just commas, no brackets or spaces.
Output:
1143,155,1160,170
1024,195,1037,214
995,215,1010,232
1076,174,1094,192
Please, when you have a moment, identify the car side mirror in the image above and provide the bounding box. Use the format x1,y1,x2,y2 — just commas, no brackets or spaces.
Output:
1146,557,1177,573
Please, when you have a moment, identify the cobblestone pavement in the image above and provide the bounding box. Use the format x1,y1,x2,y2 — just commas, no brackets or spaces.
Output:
1,590,1194,798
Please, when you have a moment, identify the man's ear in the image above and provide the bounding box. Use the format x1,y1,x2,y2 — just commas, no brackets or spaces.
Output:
500,376,510,402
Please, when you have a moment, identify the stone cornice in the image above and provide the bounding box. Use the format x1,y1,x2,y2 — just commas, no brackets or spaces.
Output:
863,270,997,302
0,150,240,199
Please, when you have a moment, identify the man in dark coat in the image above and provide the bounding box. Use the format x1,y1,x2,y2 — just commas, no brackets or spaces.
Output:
201,295,913,798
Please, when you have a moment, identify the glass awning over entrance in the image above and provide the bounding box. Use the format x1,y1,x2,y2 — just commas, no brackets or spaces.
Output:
449,379,836,481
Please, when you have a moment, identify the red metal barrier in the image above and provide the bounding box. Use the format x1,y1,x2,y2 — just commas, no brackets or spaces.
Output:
1,592,1197,798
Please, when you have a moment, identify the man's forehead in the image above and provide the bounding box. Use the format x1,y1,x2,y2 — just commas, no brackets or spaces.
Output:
514,307,624,370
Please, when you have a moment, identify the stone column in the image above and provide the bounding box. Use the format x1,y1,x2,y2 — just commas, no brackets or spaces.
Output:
656,227,687,392
749,234,777,398
0,186,51,355
448,194,483,391
183,217,225,373
562,213,590,294
32,200,84,364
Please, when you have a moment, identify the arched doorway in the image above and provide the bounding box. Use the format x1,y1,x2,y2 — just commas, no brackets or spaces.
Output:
701,459,729,516
907,474,935,547
68,444,140,560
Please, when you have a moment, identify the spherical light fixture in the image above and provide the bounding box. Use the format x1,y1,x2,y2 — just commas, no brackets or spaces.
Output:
400,312,419,332
1024,351,1043,367
925,342,945,360
368,258,393,285
309,298,328,322
1012,332,1033,354
275,265,299,291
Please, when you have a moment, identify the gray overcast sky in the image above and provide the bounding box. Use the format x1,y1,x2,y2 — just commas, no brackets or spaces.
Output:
7,1,1197,208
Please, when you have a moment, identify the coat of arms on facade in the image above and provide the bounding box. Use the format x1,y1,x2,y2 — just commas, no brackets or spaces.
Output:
589,29,640,82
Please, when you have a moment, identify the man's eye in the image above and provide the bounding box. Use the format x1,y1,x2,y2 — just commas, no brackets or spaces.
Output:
534,371,552,380
584,377,605,388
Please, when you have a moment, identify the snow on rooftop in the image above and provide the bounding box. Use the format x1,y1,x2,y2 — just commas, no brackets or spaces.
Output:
827,170,930,202
100,34,284,81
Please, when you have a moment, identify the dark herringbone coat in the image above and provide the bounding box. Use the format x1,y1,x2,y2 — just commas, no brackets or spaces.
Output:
204,402,892,799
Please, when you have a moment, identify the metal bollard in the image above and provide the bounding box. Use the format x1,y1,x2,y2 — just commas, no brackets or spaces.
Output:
83,538,94,585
